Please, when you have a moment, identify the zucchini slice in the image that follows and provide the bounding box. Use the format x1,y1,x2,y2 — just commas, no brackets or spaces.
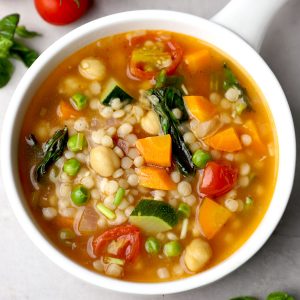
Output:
129,199,178,234
100,78,133,105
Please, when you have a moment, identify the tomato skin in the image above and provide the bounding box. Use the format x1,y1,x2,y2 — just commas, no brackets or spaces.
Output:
93,225,141,262
34,0,90,25
129,34,183,80
199,161,238,197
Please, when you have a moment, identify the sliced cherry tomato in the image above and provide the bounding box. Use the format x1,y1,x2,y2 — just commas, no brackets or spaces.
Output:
93,225,141,262
34,0,90,25
199,161,238,197
129,34,183,80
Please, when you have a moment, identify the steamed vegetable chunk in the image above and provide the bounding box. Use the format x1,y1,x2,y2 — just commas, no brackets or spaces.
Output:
19,30,277,283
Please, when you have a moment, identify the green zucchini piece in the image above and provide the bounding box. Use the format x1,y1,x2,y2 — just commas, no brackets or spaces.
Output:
129,199,178,234
100,78,133,105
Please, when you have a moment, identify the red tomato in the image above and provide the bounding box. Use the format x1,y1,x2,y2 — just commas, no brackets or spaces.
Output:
34,0,90,25
93,225,141,262
129,34,183,80
199,161,238,197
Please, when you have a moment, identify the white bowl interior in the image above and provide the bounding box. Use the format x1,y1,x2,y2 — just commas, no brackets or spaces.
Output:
1,10,296,294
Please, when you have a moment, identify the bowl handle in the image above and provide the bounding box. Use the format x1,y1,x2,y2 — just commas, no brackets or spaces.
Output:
211,0,289,52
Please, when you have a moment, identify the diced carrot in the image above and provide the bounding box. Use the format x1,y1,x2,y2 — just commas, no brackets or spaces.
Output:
57,100,80,120
184,49,211,74
198,197,232,240
136,135,172,167
184,95,216,122
242,120,266,154
137,166,176,191
205,127,242,152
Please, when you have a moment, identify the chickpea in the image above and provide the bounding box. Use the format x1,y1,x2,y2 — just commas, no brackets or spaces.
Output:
184,238,212,272
141,111,160,135
78,57,106,81
90,145,120,177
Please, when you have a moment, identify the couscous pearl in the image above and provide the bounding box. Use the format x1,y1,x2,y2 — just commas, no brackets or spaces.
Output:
166,232,178,241
172,108,182,120
99,178,108,193
157,268,170,279
104,195,115,209
125,134,138,146
128,116,137,125
91,189,101,199
240,163,251,176
211,149,221,160
117,123,133,137
124,104,133,112
118,199,129,210
151,190,166,200
133,106,144,118
59,207,76,218
55,157,65,168
101,135,113,148
225,87,241,101
182,194,196,206
97,218,108,229
64,150,75,159
125,206,134,217
173,264,184,276
156,232,166,241
133,156,144,167
76,153,87,163
225,189,237,199
105,180,119,195
42,207,57,220
224,153,234,161
168,197,178,208
105,263,124,278
108,210,127,225
121,157,133,169
225,199,239,212
220,112,232,124
209,92,221,104
92,129,105,144
60,172,71,183
113,110,125,119
171,171,181,184
59,184,71,198
128,148,139,160
118,178,129,189
81,176,94,189
189,142,201,153
169,190,181,199
89,81,101,95
113,146,124,158
137,186,149,194
241,134,252,146
220,98,232,109
192,226,201,237
106,126,117,137
111,98,122,110
113,168,124,179
177,181,192,196
128,174,139,186
100,106,113,119
238,176,250,187
183,132,196,144
127,194,134,204
74,118,88,131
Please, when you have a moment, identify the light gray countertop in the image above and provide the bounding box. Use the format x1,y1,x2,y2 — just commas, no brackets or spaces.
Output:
0,1,299,299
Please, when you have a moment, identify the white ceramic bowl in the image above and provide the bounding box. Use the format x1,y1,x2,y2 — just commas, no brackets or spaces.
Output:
1,5,296,295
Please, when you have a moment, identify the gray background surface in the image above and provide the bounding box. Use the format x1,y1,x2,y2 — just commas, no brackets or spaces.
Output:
0,1,299,299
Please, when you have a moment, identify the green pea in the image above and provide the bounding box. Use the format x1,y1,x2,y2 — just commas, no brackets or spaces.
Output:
163,241,182,257
71,185,89,206
63,158,81,176
192,149,212,168
71,93,87,111
59,228,76,240
178,203,191,218
67,133,87,152
145,237,160,255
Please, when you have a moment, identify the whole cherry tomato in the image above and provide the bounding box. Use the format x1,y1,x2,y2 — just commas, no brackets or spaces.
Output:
93,225,141,263
199,161,238,198
34,0,90,25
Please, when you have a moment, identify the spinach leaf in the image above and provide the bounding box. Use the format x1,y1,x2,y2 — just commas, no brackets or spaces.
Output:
223,63,239,90
35,127,68,182
155,69,184,90
267,292,295,300
16,26,40,38
10,41,38,67
0,14,19,40
0,36,13,58
149,87,195,176
0,57,14,88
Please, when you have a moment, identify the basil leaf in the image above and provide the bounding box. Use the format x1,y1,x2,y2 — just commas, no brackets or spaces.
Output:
16,25,40,38
0,14,19,40
0,57,14,88
10,41,38,67
267,292,295,300
0,36,13,58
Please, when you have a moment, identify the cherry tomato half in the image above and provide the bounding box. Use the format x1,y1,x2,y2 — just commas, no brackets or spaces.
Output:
34,0,90,25
93,224,141,262
129,34,183,80
199,161,238,198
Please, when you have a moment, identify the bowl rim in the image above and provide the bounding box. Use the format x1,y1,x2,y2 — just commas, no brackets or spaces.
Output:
1,10,296,295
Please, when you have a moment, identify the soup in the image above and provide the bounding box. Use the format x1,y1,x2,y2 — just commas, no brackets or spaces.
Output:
19,30,278,282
